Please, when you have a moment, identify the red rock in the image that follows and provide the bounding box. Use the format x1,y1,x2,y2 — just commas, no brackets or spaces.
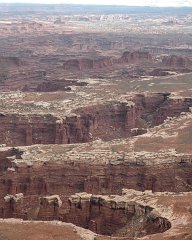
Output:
67,193,171,237
0,94,191,147
0,144,191,222
162,55,192,68
119,51,153,64
63,57,113,71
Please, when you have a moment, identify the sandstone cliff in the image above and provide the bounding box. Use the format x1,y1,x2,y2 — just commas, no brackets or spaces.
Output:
63,57,113,71
67,192,171,237
162,55,192,69
0,143,191,221
0,93,191,147
119,51,153,64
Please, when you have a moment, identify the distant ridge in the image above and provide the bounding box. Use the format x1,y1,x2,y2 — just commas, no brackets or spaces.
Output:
0,3,192,15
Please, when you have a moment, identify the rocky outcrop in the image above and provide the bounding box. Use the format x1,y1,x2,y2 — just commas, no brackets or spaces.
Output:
37,195,62,220
162,55,192,68
63,57,113,71
67,192,171,237
4,193,24,203
39,195,62,208
0,188,172,238
3,193,24,218
119,51,152,64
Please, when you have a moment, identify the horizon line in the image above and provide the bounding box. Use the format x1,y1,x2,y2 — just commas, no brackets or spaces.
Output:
0,2,192,8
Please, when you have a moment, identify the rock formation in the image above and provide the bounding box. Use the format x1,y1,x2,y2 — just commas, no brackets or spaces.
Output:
62,51,154,72
162,55,192,68
119,51,153,64
0,93,191,147
67,192,171,237
0,140,191,221
2,188,191,239
37,195,62,220
63,57,113,71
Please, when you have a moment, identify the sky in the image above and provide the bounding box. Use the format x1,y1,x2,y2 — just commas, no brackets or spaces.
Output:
0,0,192,7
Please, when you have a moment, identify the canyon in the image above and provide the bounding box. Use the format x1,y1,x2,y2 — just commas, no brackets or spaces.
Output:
0,3,192,240
0,93,191,147
0,106,191,238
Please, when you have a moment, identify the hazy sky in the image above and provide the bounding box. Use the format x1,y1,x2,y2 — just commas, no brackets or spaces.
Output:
0,0,192,7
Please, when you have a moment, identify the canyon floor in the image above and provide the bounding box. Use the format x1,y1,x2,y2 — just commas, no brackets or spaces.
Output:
0,4,192,240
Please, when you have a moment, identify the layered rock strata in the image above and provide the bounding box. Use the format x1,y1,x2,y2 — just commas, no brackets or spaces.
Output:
63,57,113,71
119,51,153,64
0,93,191,147
162,55,192,69
67,191,171,237
0,143,191,220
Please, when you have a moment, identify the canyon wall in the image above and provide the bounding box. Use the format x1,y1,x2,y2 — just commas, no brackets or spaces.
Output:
0,151,191,221
1,158,192,198
119,51,153,64
0,94,191,146
0,100,138,146
162,55,192,69
66,193,171,237
63,57,113,71
62,51,153,72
